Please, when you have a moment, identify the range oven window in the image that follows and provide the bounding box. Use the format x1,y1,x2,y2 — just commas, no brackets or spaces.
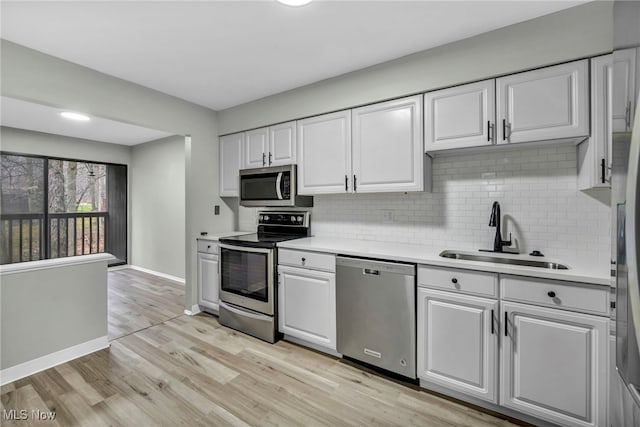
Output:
220,247,269,302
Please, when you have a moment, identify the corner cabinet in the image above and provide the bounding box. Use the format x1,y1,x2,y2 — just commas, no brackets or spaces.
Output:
578,54,613,190
352,95,427,193
417,287,499,403
496,60,589,144
219,132,244,197
424,79,496,151
297,95,429,195
277,249,336,351
612,48,636,132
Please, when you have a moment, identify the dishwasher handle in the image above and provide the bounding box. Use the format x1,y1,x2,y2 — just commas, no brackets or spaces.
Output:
336,256,415,276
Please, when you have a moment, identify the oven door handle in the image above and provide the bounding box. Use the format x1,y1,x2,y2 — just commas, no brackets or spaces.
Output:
218,243,273,254
275,172,283,200
219,301,272,321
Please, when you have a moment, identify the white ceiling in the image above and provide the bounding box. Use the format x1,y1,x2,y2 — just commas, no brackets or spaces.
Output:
0,0,588,111
1,97,174,145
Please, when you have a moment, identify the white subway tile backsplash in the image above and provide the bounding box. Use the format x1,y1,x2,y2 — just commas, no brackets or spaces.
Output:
309,145,611,274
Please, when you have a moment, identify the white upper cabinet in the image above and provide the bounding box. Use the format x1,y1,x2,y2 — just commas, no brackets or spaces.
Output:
244,127,269,168
269,121,297,166
297,110,352,195
425,80,496,151
352,95,425,192
496,60,589,144
612,48,636,132
219,132,244,197
578,54,613,190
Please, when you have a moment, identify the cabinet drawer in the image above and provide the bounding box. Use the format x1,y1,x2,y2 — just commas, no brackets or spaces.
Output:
197,240,218,254
501,275,609,315
278,249,335,272
418,265,498,297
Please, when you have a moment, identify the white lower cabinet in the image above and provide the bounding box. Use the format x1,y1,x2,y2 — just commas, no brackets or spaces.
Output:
278,264,336,350
197,252,219,312
417,288,499,403
418,266,610,426
500,301,608,427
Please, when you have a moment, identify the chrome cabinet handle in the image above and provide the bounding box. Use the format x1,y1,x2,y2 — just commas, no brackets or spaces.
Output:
627,101,632,130
262,152,266,166
487,121,494,142
345,174,348,192
268,152,273,165
353,174,357,192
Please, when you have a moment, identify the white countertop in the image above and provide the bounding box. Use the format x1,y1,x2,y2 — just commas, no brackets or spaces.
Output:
197,231,253,241
277,237,612,286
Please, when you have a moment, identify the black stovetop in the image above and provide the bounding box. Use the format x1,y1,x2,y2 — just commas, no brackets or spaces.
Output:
218,232,306,249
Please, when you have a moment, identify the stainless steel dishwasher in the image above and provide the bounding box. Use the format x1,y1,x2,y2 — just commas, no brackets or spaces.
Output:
336,256,416,379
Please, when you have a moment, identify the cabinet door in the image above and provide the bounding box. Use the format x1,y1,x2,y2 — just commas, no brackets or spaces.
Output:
198,252,219,312
425,80,496,151
497,60,589,144
297,110,352,195
612,48,636,132
417,288,498,403
278,265,336,350
501,301,608,427
269,121,297,166
244,127,269,168
219,133,243,197
352,95,423,193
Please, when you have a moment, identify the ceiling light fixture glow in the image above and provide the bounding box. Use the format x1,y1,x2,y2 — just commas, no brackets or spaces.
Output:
276,0,313,6
60,111,91,121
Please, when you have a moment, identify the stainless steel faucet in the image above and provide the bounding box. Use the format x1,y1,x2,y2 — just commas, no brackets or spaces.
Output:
488,201,512,252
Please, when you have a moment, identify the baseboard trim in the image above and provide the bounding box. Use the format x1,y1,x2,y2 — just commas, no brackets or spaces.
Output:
129,265,186,284
184,304,201,316
108,264,130,271
0,336,109,386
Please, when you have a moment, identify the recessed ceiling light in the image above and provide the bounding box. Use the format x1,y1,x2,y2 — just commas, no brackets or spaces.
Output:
60,111,91,121
276,0,313,6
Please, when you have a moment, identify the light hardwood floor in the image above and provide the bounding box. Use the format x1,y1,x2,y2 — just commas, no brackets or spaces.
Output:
108,268,185,341
1,269,522,427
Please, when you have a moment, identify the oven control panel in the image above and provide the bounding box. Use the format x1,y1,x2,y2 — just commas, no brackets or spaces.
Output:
258,211,309,227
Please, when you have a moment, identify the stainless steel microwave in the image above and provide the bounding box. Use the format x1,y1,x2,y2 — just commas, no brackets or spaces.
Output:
239,165,313,207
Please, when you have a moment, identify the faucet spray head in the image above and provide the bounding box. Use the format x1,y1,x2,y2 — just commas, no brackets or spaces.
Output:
489,201,499,227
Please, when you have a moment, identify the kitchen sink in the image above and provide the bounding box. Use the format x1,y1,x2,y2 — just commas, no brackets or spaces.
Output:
439,250,569,270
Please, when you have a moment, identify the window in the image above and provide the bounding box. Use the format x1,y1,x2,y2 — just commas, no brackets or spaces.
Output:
0,153,127,265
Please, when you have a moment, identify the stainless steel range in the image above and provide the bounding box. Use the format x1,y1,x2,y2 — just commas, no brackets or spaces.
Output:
218,211,310,343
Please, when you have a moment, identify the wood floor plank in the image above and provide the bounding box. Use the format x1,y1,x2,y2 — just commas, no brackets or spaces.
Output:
1,268,522,426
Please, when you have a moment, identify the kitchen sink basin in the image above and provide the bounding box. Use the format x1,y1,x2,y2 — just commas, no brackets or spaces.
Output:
439,250,569,270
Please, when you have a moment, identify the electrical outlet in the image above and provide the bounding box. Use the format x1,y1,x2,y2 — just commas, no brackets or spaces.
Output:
214,205,220,215
381,209,393,222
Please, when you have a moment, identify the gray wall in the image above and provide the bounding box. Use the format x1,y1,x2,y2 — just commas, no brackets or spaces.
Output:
131,135,185,279
0,126,131,165
1,257,108,371
218,1,613,134
2,40,226,311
